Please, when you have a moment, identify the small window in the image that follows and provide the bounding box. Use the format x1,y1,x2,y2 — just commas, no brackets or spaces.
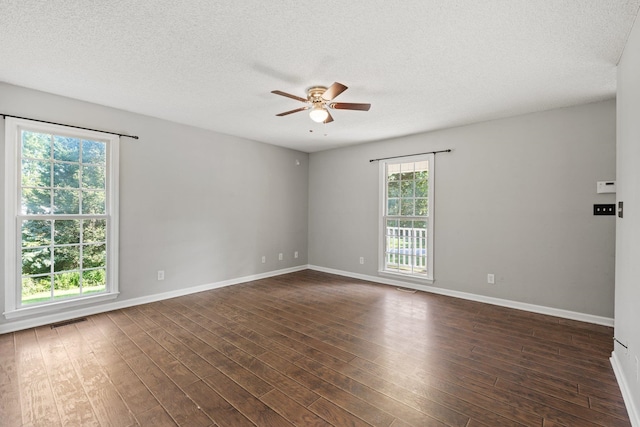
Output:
379,154,434,281
4,118,119,318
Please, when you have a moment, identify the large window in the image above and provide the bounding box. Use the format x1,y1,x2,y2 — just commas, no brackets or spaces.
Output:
4,118,119,318
379,154,434,281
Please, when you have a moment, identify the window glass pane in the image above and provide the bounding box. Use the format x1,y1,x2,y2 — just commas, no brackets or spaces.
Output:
415,161,428,172
415,174,428,197
400,163,414,174
53,162,80,188
22,159,51,188
22,131,51,159
22,276,52,305
53,136,80,162
400,199,414,216
387,181,400,197
83,269,106,294
82,191,106,214
83,219,106,243
83,244,106,268
401,181,414,197
21,188,52,214
53,189,80,214
387,198,399,215
82,140,106,164
53,246,80,272
54,220,80,245
399,220,413,228
82,164,105,189
414,257,427,274
22,247,51,275
54,272,80,299
415,198,428,216
417,238,427,255
387,163,401,179
22,220,51,247
386,231,399,251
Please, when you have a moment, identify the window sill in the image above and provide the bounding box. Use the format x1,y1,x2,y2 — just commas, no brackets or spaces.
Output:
378,270,434,285
4,292,120,320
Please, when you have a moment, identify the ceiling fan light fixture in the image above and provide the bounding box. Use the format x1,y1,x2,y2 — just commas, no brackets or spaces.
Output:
309,105,329,123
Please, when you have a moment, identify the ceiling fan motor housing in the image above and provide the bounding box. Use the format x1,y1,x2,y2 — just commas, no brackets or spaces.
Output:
307,86,328,104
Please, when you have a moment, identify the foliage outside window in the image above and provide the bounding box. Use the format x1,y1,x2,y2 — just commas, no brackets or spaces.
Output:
4,118,119,317
380,155,434,280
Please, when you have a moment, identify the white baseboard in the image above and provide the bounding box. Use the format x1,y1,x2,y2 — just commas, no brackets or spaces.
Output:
1,264,614,333
611,351,640,426
308,265,615,327
0,265,307,334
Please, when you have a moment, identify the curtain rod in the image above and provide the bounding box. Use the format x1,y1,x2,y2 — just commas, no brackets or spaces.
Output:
369,149,452,162
1,113,139,140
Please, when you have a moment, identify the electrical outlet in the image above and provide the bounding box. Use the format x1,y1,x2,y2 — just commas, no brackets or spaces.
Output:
487,273,495,284
261,256,266,264
294,251,299,259
157,270,164,281
278,253,283,261
359,257,364,265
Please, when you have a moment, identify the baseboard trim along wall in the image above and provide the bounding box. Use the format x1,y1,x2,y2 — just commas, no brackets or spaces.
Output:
611,351,640,427
0,265,308,334
0,264,614,333
308,265,615,327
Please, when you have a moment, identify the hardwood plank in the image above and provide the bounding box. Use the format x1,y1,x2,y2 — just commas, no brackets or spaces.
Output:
135,405,179,426
202,368,294,427
0,333,22,427
260,389,333,427
495,378,630,427
126,353,212,426
15,329,62,427
308,397,374,427
38,335,100,426
183,380,255,427
68,351,136,427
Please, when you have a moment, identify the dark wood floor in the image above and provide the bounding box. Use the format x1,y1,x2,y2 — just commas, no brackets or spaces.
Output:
0,270,630,426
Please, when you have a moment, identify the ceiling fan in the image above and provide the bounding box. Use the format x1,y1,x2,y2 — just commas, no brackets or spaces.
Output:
271,82,371,124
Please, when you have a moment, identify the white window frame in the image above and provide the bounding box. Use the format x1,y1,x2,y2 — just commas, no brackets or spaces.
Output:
4,117,119,319
378,153,435,283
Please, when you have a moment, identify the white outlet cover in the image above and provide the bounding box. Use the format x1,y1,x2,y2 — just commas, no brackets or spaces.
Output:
596,181,616,193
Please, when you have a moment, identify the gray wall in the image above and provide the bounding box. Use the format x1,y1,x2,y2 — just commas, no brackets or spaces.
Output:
309,100,616,318
0,83,309,329
615,11,640,418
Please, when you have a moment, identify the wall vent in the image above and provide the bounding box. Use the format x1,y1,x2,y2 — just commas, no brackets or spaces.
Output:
50,317,87,329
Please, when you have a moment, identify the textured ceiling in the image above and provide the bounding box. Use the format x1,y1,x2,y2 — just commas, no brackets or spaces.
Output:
1,1,639,152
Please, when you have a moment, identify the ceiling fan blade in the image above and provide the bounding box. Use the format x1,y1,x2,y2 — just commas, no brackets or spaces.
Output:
323,110,334,124
321,82,348,101
271,90,307,103
276,106,309,116
330,102,371,111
